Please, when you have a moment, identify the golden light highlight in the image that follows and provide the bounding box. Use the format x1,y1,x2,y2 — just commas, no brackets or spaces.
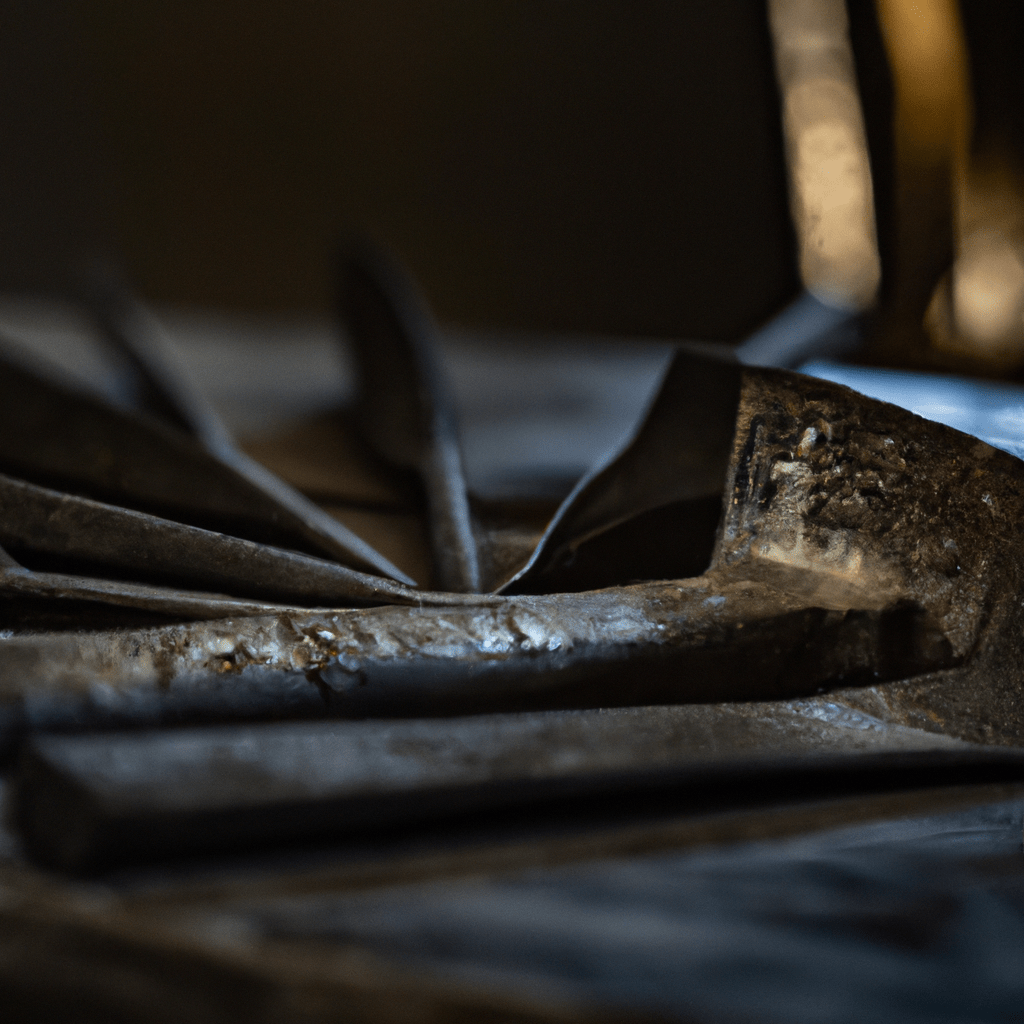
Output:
878,0,1024,367
927,157,1024,364
769,0,881,311
875,0,970,168
953,235,1024,351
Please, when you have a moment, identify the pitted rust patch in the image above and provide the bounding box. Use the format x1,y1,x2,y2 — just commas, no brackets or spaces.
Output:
716,369,1024,665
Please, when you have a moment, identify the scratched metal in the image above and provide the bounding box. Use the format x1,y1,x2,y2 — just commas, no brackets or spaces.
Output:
2,363,1023,751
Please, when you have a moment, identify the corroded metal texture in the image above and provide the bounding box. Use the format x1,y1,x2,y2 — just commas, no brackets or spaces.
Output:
2,362,1023,750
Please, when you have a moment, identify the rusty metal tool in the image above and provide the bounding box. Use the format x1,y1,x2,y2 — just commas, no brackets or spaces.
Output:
81,275,414,584
339,244,481,593
3,358,1024,751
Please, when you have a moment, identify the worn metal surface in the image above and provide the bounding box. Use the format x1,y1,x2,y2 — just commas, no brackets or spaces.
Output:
1,361,1023,750
340,245,481,592
0,337,409,581
3,264,1024,863
4,19,1024,1022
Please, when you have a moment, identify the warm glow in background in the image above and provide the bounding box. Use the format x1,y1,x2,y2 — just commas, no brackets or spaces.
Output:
2,2,1024,359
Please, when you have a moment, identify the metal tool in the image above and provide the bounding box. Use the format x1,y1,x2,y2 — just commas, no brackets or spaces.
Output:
499,346,741,593
3,1,1023,885
0,472,467,610
16,702,1020,872
81,273,414,584
3,358,1023,756
0,342,378,560
339,244,481,593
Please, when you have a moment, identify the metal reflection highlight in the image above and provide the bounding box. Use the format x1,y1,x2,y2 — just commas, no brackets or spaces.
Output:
769,0,880,311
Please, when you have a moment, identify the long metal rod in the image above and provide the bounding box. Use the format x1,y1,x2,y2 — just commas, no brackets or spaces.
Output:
16,703,1008,871
82,276,415,584
0,334,414,583
0,472,442,608
339,244,481,593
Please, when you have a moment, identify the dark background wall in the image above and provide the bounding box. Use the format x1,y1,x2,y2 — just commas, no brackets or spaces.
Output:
1,1,803,339
8,2,1024,340
0,2,110,297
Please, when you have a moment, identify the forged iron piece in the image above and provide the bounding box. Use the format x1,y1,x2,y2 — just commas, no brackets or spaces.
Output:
81,278,413,585
340,245,481,593
16,704,1018,873
80,269,237,451
0,576,949,749
0,473,457,609
0,339,411,582
500,347,741,592
2,363,1024,751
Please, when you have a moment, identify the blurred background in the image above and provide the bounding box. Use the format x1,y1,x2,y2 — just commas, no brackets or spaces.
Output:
3,2,1024,344
1,0,811,339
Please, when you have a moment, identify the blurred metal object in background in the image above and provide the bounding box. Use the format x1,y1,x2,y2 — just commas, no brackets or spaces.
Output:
742,0,880,369
926,151,1024,368
768,0,881,313
753,0,1024,375
872,0,1024,371
872,0,969,364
